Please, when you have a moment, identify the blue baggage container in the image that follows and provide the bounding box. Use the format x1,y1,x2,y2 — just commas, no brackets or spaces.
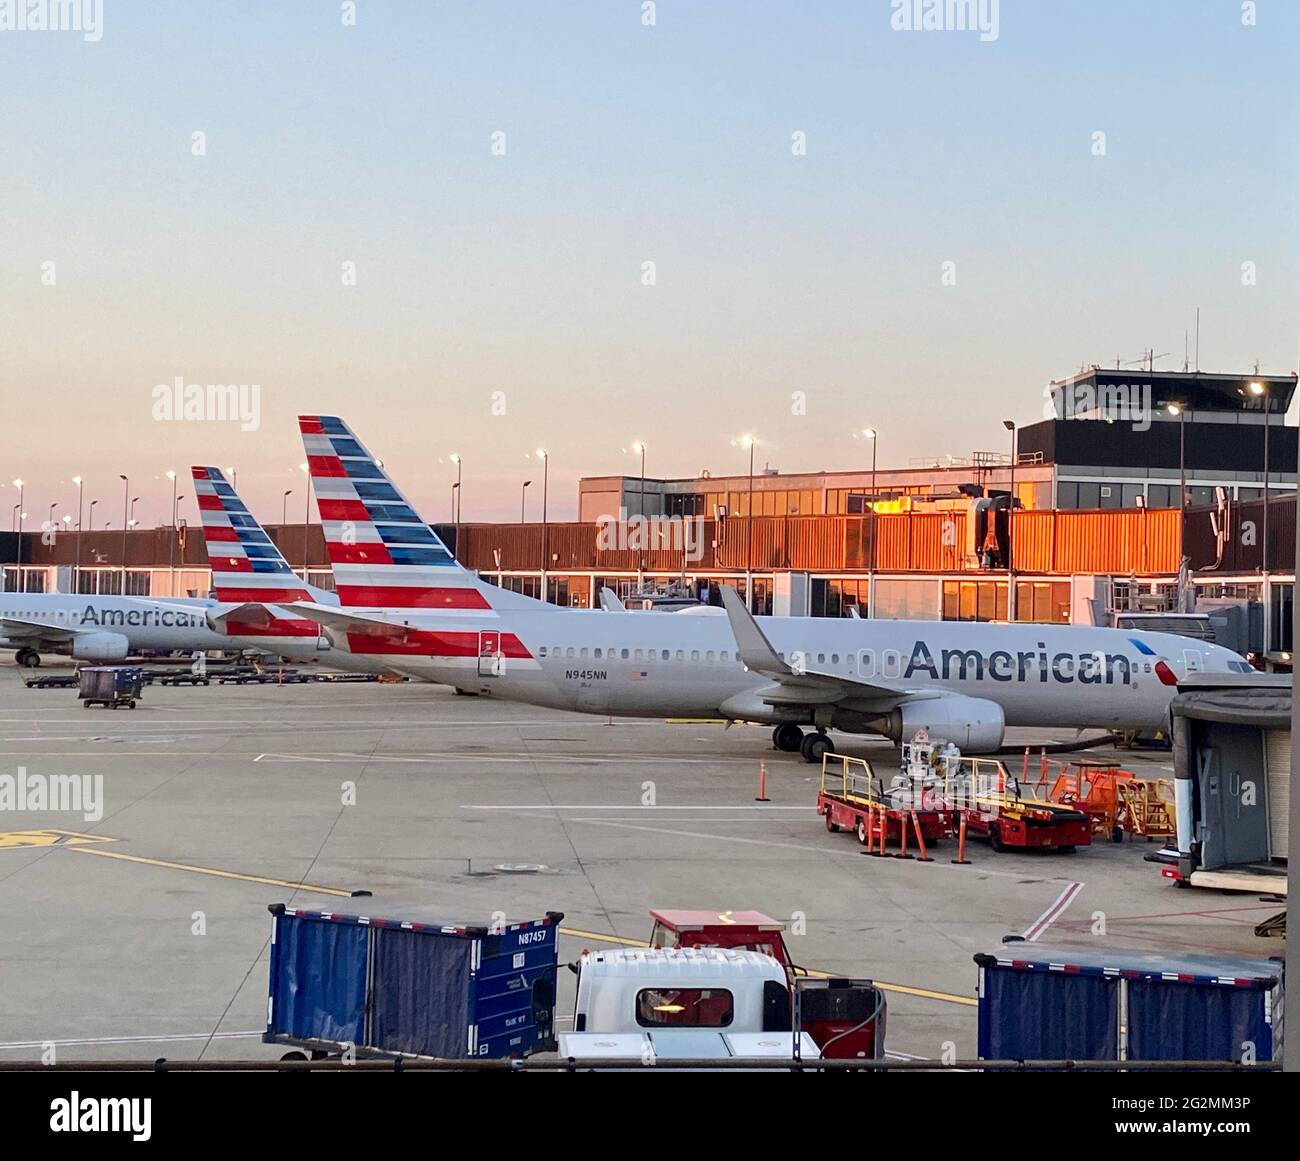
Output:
78,665,144,708
264,902,564,1060
975,944,1283,1063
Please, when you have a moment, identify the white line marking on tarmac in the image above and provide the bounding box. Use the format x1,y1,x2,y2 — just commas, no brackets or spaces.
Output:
0,1030,263,1050
462,804,809,811
574,819,1031,877
252,752,754,766
1022,880,1084,942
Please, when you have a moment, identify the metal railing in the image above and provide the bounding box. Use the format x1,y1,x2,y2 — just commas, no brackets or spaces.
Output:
0,1057,1277,1073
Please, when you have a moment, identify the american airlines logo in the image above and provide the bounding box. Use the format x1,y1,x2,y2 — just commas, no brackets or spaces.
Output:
904,640,1133,685
81,605,206,629
791,640,1136,685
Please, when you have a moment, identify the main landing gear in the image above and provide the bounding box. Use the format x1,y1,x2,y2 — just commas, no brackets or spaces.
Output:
772,723,836,763
14,648,40,668
799,731,835,764
771,723,804,753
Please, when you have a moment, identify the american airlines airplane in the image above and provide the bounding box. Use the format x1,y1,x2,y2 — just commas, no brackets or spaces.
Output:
191,465,335,661
0,593,226,668
191,465,424,679
270,415,1250,758
1,466,344,669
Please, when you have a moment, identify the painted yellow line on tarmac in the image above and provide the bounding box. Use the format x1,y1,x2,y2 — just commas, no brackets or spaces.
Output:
558,926,976,1007
68,847,355,897
0,829,117,850
560,926,653,948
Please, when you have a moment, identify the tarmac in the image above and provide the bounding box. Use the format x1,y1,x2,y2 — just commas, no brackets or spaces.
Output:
0,661,1278,1064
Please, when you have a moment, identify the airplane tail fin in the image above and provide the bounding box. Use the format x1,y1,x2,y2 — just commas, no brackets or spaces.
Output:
191,466,324,604
299,415,524,610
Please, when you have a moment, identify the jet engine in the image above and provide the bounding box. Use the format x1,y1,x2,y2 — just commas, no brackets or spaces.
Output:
70,632,131,662
884,696,1005,753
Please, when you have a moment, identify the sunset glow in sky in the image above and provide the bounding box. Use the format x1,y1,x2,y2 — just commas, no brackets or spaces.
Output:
2,1,1296,528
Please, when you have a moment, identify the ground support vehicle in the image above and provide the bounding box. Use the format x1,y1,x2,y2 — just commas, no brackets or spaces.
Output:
78,665,143,709
264,903,564,1061
916,743,1091,852
1044,759,1175,842
818,754,951,853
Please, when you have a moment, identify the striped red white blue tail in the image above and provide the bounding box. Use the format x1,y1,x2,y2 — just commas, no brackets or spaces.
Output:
192,467,318,604
298,415,500,610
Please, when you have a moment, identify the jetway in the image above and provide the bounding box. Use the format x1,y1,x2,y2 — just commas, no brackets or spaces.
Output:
1167,673,1291,893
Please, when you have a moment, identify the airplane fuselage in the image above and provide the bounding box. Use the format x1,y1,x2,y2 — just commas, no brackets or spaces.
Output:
320,606,1246,732
0,594,227,656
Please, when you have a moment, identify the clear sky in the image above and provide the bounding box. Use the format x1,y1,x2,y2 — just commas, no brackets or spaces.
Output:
2,0,1297,527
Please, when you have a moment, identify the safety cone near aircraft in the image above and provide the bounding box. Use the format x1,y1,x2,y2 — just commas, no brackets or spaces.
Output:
271,416,1251,758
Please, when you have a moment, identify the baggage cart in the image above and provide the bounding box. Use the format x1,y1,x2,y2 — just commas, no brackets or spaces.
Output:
264,902,564,1061
78,665,143,709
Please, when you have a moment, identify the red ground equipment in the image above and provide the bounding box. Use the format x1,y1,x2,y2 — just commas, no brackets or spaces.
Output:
649,909,797,978
917,743,1092,853
645,908,885,1060
1043,758,1176,842
817,754,952,851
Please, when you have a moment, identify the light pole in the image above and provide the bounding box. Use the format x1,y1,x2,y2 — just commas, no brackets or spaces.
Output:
89,499,99,531
739,436,756,610
1003,420,1017,621
537,450,549,601
282,489,293,528
521,480,531,523
450,453,462,562
1166,403,1187,517
72,475,84,593
1250,381,1270,575
226,466,237,490
118,475,129,595
631,441,646,518
299,464,312,582
166,470,178,594
862,429,877,618
11,480,22,578
1287,427,1300,1072
451,482,460,551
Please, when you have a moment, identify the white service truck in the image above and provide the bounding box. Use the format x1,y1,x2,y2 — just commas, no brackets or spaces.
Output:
559,947,823,1065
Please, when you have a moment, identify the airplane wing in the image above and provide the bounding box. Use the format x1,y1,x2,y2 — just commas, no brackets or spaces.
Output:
206,603,279,630
278,601,412,640
0,615,80,643
718,586,935,708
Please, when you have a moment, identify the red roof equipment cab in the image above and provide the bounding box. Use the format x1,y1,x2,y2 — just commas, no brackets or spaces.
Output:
648,910,797,977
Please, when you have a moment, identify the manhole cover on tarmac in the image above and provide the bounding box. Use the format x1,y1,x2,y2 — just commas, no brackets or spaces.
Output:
494,863,549,874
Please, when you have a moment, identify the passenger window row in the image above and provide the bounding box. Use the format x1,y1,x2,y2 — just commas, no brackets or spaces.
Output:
538,646,738,664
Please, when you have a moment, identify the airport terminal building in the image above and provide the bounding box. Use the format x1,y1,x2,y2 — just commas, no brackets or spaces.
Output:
3,368,1297,665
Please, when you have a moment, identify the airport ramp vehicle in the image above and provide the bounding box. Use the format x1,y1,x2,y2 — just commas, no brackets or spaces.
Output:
818,753,952,850
918,744,1092,852
78,665,143,709
264,903,564,1061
